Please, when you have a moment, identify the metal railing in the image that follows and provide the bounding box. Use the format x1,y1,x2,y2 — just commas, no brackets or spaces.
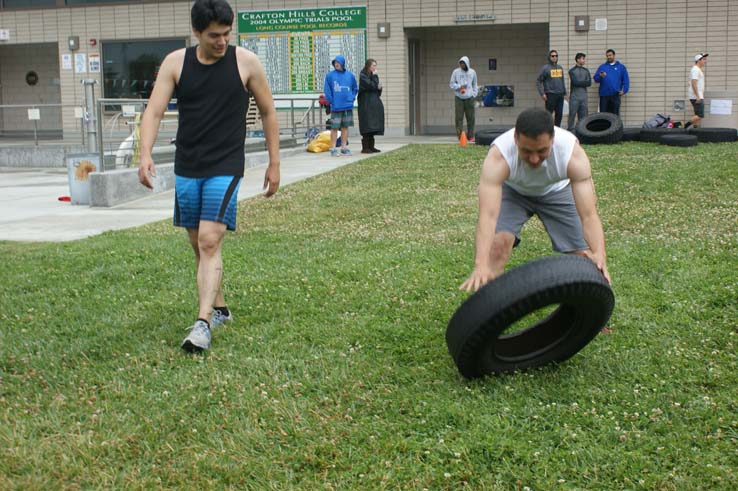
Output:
0,94,324,168
93,95,324,171
0,103,85,145
276,96,325,135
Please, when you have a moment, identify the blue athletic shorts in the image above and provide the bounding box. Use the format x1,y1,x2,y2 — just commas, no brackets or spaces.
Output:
174,175,242,231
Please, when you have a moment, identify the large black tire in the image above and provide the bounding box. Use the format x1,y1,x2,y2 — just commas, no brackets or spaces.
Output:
446,255,614,379
660,134,698,147
688,127,738,143
620,128,641,142
639,127,686,143
575,113,624,144
475,128,509,146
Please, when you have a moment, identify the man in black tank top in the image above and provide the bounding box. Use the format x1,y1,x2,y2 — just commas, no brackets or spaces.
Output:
138,0,281,352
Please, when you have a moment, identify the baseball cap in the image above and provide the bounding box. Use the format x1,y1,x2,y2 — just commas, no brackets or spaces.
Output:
694,53,708,62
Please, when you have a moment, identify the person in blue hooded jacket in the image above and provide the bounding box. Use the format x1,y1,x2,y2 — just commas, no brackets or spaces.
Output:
324,55,358,157
593,49,629,116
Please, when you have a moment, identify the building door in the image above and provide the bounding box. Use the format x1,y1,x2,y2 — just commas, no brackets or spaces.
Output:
0,43,62,138
408,39,421,135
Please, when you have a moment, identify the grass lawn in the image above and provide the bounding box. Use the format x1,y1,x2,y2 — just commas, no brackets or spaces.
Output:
1,142,737,490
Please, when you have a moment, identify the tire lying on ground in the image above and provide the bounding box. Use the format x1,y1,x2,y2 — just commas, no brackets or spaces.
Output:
639,127,686,143
620,127,641,142
688,127,738,143
660,134,699,147
446,255,614,379
575,113,624,144
474,128,509,146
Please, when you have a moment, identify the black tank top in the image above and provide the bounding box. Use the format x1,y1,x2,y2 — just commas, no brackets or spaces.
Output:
174,45,249,177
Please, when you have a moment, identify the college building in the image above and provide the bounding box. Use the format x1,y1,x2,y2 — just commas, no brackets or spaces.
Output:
1,0,736,138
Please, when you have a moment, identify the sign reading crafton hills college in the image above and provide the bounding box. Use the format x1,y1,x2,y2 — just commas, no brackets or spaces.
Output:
238,7,367,94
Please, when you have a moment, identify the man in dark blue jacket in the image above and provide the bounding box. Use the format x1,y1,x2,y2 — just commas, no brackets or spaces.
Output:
324,55,358,157
594,49,629,116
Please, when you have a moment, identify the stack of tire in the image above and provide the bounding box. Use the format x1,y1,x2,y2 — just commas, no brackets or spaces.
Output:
474,128,513,146
639,127,695,147
573,112,737,147
638,126,737,147
575,113,624,144
476,117,736,148
686,127,737,143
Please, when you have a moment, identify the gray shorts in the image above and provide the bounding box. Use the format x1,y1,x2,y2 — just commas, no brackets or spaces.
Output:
690,99,705,118
497,183,588,253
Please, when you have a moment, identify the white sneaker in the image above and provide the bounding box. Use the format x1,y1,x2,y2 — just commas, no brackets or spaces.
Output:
181,320,211,352
211,308,233,327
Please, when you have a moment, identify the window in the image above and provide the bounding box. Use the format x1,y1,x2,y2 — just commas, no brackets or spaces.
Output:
2,0,56,8
66,0,136,3
102,39,185,100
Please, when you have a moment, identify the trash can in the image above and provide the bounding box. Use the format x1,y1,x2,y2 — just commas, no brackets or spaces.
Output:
66,153,99,205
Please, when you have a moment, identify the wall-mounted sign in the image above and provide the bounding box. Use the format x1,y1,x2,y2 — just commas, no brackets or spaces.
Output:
89,53,100,73
455,14,496,23
0,29,9,41
62,54,72,70
238,7,367,94
595,18,608,31
28,108,41,120
75,53,87,73
121,105,137,117
710,99,733,115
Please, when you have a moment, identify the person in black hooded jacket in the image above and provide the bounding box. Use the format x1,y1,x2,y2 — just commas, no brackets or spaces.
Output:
358,58,385,153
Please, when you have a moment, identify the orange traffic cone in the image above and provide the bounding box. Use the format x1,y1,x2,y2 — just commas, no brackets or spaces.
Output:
459,132,468,146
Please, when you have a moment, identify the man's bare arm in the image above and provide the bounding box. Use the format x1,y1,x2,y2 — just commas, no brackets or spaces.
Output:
691,79,701,101
138,50,181,188
241,48,280,196
568,142,610,282
460,145,510,292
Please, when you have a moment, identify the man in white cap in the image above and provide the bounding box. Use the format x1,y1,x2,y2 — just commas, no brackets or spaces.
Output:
687,53,708,128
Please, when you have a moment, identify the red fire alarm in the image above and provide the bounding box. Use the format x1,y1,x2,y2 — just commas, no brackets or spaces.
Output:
89,39,97,46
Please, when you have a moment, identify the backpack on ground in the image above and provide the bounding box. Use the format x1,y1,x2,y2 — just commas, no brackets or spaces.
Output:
642,113,671,128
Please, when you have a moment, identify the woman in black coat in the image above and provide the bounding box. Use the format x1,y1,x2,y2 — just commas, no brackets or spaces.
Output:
358,58,385,153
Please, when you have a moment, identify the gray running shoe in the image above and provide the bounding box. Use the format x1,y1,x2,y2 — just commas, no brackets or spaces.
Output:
211,308,233,327
181,320,211,352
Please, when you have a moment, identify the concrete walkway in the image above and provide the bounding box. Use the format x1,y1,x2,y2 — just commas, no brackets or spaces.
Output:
0,136,460,242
